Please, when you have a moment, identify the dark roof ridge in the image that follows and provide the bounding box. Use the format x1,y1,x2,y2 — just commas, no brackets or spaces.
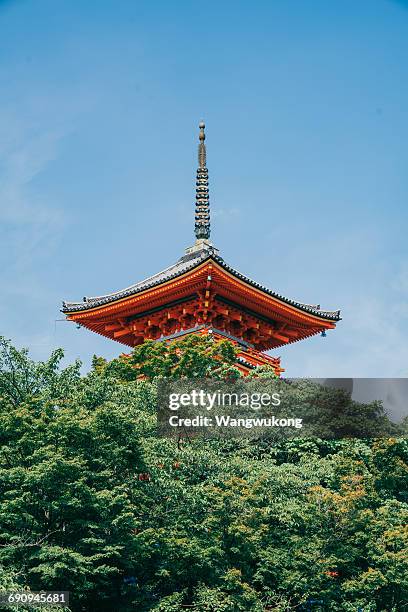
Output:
62,247,340,322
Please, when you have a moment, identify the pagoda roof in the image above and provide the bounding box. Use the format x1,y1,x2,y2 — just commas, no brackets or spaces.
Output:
62,122,341,355
62,244,340,322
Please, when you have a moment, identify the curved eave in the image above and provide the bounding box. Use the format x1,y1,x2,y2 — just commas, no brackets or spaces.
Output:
62,252,209,313
62,254,341,324
215,256,340,322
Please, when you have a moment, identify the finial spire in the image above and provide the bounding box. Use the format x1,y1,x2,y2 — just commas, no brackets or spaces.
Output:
195,121,210,240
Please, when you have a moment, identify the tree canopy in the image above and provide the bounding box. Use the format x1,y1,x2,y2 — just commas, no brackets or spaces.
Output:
0,336,407,611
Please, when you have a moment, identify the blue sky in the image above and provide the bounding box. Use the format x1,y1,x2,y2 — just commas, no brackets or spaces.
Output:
1,0,407,376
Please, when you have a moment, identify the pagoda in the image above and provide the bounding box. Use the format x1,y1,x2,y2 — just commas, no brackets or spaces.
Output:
62,123,340,375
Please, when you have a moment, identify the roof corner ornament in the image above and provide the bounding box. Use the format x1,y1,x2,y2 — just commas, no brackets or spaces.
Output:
195,121,210,240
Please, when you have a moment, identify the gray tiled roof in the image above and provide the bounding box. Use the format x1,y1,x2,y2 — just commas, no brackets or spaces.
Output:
62,247,212,313
62,245,341,321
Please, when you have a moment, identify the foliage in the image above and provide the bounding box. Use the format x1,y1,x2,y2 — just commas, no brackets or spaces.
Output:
0,337,407,611
101,335,241,381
